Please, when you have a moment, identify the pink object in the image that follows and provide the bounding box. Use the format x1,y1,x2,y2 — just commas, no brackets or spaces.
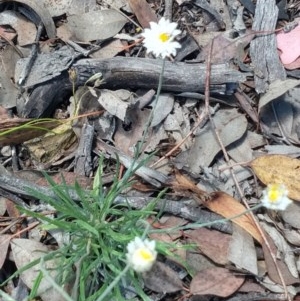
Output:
276,22,300,65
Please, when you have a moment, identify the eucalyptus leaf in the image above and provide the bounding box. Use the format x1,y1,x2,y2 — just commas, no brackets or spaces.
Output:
66,9,127,42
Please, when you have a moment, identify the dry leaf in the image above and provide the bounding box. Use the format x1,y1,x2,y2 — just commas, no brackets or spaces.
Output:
150,93,174,127
35,171,93,189
0,11,36,45
282,57,300,70
176,108,247,173
197,30,255,64
10,238,65,299
228,225,258,275
43,0,98,17
170,170,210,202
186,228,231,265
277,20,300,65
206,191,262,243
238,280,265,293
114,107,149,155
0,119,62,147
5,198,21,218
258,79,300,112
190,267,245,297
90,39,125,59
128,0,158,28
149,216,187,261
281,202,300,230
0,235,11,269
0,197,7,215
186,251,215,275
24,123,77,164
260,220,298,278
142,261,183,293
0,46,20,109
66,9,127,42
98,89,132,121
0,0,56,38
261,232,300,285
149,215,188,239
250,155,300,201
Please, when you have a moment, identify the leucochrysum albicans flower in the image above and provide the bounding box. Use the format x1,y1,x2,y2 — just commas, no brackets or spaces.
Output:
126,237,157,273
141,17,181,58
261,184,292,210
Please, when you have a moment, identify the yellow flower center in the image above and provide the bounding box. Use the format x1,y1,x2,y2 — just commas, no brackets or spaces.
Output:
137,248,153,261
268,184,283,202
268,190,279,202
159,32,170,42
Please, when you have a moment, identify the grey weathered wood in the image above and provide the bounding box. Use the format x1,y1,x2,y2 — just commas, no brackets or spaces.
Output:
74,57,246,92
0,171,232,234
20,57,250,118
250,0,286,93
114,195,232,234
74,123,94,177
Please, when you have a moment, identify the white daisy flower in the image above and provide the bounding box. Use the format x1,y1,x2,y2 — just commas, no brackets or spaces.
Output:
261,184,292,210
141,17,181,58
126,237,157,273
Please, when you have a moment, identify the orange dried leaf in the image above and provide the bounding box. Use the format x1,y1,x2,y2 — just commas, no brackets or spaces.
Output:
250,155,300,201
169,170,210,202
206,192,262,243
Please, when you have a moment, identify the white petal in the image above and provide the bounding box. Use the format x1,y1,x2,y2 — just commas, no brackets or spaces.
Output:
141,17,181,58
167,22,178,32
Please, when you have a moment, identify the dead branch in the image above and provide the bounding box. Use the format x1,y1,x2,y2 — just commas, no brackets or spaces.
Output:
20,57,250,117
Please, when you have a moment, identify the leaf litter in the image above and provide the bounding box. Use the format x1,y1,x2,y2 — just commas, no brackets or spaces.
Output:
1,0,300,300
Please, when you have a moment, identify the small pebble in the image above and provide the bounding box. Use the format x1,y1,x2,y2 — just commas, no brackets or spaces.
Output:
1,146,12,157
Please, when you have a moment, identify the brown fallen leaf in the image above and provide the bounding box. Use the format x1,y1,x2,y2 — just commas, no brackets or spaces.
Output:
169,170,210,202
250,155,300,201
206,191,262,244
114,107,150,156
128,0,158,28
186,228,231,265
0,118,62,147
237,279,265,293
190,267,245,297
35,171,93,189
234,89,259,124
149,215,188,233
148,216,187,262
